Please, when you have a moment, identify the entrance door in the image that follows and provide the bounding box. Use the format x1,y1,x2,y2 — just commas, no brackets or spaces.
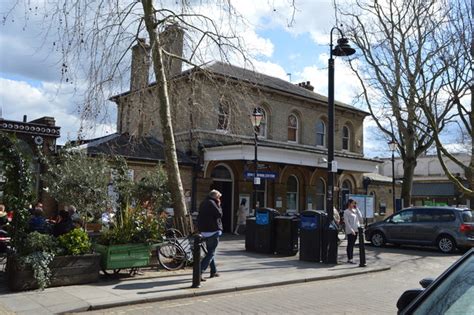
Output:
211,181,233,233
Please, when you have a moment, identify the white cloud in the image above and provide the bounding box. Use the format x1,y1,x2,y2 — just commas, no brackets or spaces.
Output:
252,60,288,80
296,55,361,105
0,78,116,144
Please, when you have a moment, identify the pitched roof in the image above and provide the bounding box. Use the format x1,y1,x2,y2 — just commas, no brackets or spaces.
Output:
111,61,368,115
74,133,194,164
198,62,366,113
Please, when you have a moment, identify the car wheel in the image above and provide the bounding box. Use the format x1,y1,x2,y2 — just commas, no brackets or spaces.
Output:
371,231,386,247
437,235,456,253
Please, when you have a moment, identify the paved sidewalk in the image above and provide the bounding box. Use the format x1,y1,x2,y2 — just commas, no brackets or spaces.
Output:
0,235,390,314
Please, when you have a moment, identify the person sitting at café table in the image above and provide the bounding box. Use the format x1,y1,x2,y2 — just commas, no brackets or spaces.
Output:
0,204,8,227
28,207,49,233
52,210,75,237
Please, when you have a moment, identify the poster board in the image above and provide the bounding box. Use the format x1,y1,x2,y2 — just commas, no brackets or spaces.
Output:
348,194,374,219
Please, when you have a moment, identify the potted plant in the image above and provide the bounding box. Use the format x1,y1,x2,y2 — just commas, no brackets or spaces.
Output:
6,228,101,291
93,205,166,273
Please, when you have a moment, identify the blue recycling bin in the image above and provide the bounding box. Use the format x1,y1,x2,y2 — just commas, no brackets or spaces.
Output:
299,210,326,262
254,208,279,254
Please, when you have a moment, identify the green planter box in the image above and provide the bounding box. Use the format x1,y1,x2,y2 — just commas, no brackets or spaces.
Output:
7,253,101,291
93,243,151,270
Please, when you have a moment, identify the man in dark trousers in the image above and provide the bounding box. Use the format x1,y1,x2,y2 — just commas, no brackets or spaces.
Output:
197,189,223,281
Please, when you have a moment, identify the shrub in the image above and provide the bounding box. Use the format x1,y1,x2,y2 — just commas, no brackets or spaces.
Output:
57,228,92,256
18,232,58,290
98,205,166,246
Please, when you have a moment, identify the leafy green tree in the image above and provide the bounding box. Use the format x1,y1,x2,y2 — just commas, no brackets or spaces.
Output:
42,150,111,221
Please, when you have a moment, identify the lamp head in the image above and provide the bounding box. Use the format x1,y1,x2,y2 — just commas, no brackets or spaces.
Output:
388,140,397,152
332,37,356,57
250,108,264,128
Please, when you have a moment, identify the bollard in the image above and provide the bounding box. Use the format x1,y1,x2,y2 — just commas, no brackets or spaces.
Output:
358,227,366,267
191,234,203,288
326,222,339,264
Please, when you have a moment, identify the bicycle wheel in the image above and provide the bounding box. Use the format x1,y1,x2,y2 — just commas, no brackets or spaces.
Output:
157,242,186,271
165,228,183,240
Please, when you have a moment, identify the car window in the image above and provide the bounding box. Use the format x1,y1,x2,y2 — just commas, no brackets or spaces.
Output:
415,209,433,222
413,255,474,315
437,209,456,222
462,210,474,223
392,210,414,223
415,209,456,223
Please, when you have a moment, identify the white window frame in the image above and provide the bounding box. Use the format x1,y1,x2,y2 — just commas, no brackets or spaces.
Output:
287,114,298,143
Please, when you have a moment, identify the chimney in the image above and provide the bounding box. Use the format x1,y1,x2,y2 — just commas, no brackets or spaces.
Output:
160,24,184,78
23,115,27,122
130,38,151,91
296,81,314,91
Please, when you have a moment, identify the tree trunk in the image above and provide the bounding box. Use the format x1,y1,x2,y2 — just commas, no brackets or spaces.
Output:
401,157,416,207
142,1,190,234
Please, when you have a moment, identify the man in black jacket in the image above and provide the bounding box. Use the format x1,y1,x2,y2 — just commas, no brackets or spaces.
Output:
197,189,223,280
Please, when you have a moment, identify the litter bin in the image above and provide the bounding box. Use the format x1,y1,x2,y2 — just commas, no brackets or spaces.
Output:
245,217,256,252
274,215,299,256
324,219,339,264
299,210,326,262
254,208,279,254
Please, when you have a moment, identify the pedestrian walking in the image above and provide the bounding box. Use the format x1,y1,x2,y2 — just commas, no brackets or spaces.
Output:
233,198,247,235
343,199,363,264
197,189,223,281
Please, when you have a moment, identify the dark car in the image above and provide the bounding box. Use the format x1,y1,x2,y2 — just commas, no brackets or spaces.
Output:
365,206,474,253
397,248,474,314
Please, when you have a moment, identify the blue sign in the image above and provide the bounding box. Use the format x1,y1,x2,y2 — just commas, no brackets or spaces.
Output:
256,211,269,225
244,171,278,180
300,216,318,230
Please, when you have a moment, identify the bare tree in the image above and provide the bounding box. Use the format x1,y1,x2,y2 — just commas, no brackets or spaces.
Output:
2,1,282,233
417,0,473,204
340,0,468,206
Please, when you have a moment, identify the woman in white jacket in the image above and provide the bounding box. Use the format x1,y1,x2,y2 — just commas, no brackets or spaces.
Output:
343,199,363,264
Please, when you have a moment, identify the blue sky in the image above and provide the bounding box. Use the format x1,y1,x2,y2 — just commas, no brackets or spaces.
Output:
0,0,444,158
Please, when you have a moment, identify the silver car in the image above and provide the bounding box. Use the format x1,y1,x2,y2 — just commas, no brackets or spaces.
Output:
365,207,474,253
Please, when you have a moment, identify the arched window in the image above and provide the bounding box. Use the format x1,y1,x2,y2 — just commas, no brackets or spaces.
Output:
217,98,230,131
315,178,326,211
316,120,326,147
341,180,352,208
286,175,299,212
342,125,350,150
287,114,298,142
254,107,267,138
211,165,232,180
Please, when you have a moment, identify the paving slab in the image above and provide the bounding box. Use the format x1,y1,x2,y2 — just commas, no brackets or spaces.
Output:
0,235,390,314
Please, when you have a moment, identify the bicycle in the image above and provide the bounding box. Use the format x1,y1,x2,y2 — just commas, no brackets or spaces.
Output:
157,229,207,271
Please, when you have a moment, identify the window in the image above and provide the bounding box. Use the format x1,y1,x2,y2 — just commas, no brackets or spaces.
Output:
255,180,266,208
391,210,414,223
341,180,352,207
217,100,230,131
211,165,232,179
287,114,298,142
254,107,267,138
315,178,326,211
286,175,299,212
342,125,350,150
316,120,326,146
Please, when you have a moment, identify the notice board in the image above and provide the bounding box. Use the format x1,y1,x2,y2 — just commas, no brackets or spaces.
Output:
348,194,374,219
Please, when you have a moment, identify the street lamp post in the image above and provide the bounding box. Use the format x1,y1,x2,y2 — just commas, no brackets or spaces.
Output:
326,26,356,264
250,108,264,212
388,139,397,213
